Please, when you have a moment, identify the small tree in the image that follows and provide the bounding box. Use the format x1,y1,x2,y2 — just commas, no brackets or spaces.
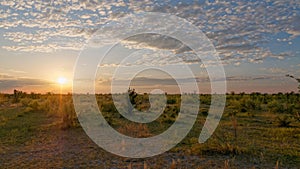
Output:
127,88,137,114
13,89,22,103
128,88,137,105
229,110,238,139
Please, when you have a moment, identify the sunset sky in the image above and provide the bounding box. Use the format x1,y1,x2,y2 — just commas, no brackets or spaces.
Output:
0,0,299,94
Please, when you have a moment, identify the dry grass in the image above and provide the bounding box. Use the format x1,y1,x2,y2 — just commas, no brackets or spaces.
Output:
275,160,279,169
169,159,176,169
0,93,299,168
117,123,152,138
224,159,229,169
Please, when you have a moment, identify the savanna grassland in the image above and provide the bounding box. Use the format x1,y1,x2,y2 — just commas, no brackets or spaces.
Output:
0,91,299,168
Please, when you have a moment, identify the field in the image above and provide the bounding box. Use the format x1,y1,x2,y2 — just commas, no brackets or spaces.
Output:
0,92,299,168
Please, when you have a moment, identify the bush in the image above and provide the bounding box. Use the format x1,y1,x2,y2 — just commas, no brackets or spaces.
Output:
60,99,79,129
240,107,247,112
20,98,31,107
167,98,176,104
28,100,39,110
294,112,300,122
276,115,292,127
117,123,152,138
44,95,60,117
100,102,117,113
199,108,208,116
268,100,285,113
0,94,8,105
42,95,79,129
23,107,34,113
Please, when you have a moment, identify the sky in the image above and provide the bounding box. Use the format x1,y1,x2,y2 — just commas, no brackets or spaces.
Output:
0,0,300,94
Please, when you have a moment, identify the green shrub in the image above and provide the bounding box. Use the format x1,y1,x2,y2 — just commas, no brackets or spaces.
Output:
40,95,79,129
28,100,39,110
268,100,285,113
199,108,208,116
240,107,247,112
167,98,176,104
100,102,117,113
0,94,8,105
60,99,78,129
276,115,292,127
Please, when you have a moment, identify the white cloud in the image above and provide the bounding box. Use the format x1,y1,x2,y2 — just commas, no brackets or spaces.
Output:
260,67,287,74
0,0,299,66
2,42,84,53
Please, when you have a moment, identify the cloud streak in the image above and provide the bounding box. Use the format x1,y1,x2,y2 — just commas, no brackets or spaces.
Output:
0,74,53,91
97,75,285,87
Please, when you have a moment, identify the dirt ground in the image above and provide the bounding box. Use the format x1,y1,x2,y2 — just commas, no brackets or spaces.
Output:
1,100,299,169
0,116,285,169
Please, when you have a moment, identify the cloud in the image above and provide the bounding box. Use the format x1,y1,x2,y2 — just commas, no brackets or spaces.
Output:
0,74,53,91
97,74,283,87
0,74,14,79
8,69,27,74
0,0,299,66
2,42,85,53
121,34,191,54
226,75,284,82
260,67,287,74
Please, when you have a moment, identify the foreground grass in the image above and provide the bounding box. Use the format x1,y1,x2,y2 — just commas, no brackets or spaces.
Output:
0,93,299,168
0,106,47,146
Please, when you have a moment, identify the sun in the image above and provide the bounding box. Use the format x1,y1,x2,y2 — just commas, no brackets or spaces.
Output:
57,77,67,85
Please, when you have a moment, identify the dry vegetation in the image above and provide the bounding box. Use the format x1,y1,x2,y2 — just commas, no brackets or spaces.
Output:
0,91,299,168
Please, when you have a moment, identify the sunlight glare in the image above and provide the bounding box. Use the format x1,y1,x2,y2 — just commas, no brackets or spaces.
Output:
57,77,67,85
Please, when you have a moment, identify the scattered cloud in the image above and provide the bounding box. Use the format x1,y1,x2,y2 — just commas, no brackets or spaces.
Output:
0,0,299,66
260,67,287,74
8,69,27,74
97,75,283,87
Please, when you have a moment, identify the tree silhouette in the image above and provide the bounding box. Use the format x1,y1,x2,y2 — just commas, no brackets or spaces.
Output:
128,88,137,105
286,74,300,93
127,88,137,114
13,89,23,103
